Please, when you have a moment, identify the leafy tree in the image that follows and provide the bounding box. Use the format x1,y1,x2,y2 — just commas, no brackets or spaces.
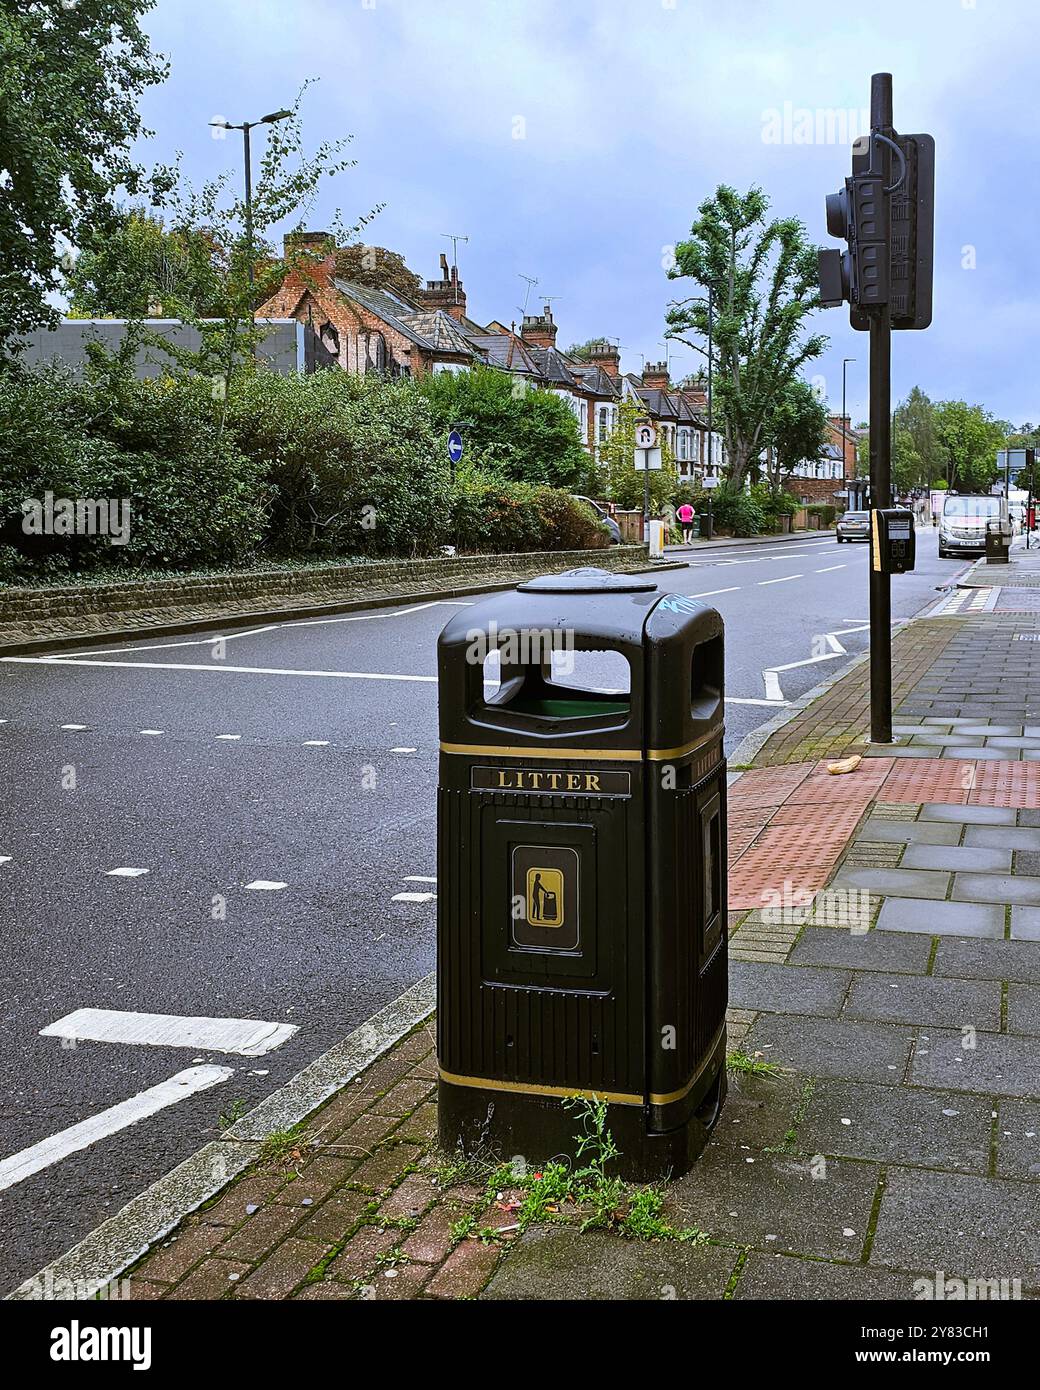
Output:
414,365,589,490
666,185,826,488
334,244,423,302
596,398,678,511
892,386,939,486
64,208,248,319
764,378,829,489
0,0,168,360
891,429,925,494
933,400,1004,492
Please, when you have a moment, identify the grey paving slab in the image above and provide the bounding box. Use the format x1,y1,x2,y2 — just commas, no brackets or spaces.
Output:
941,725,1023,737
481,1225,738,1300
797,1079,991,1173
666,1151,879,1262
953,872,1040,906
870,1167,1040,1284
996,1100,1040,1181
940,745,1020,759
923,718,979,726
705,1069,805,1154
831,867,950,899
908,733,985,747
1014,851,1040,875
966,825,1040,851
934,936,1040,983
1011,907,1040,941
901,843,1011,872
910,1028,1040,1098
875,897,1004,938
863,745,941,758
787,926,933,975
729,961,851,1019
1007,984,1040,1038
741,1015,914,1084
854,820,960,846
920,803,1017,825
733,1252,919,1301
843,972,1002,1030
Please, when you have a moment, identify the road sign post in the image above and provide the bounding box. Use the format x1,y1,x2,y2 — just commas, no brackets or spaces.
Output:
634,422,659,544
447,429,464,482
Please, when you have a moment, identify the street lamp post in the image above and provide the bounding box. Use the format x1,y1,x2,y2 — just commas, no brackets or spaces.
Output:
706,284,714,540
842,357,856,505
209,109,292,317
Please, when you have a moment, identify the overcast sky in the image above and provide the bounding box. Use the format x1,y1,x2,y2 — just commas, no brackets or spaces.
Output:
138,0,1036,426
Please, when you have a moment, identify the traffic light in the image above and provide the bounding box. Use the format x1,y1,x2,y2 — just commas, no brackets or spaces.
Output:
819,131,934,331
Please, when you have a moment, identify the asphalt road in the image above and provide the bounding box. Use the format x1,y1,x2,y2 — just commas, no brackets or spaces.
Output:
0,525,961,1290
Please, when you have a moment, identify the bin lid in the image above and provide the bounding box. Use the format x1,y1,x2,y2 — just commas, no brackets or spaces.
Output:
517,567,657,595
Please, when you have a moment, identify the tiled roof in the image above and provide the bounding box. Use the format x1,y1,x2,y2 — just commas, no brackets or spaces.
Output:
466,333,542,374
567,362,621,398
332,279,434,348
397,309,477,357
525,345,582,389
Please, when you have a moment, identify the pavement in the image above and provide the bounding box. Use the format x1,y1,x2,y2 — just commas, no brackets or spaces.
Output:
1,524,940,1292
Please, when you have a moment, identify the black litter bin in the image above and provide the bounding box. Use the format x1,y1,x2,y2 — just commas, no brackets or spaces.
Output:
985,519,1011,564
436,567,728,1181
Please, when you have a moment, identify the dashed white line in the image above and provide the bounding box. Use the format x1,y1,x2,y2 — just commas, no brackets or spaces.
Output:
302,740,329,746
403,876,437,884
758,575,802,585
391,746,417,753
0,856,11,866
139,729,164,736
215,734,241,740
41,1008,297,1056
392,891,437,903
690,587,741,598
61,724,87,731
105,867,149,878
244,880,287,891
0,1066,233,1193
816,564,846,573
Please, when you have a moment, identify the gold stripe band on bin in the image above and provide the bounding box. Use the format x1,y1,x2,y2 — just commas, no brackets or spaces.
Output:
438,1069,642,1107
439,730,720,764
648,1023,726,1107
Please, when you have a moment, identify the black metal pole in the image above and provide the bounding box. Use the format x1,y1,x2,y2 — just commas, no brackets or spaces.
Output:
643,448,650,545
705,284,714,539
869,73,894,744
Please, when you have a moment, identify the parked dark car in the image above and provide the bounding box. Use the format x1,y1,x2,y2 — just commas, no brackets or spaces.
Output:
836,509,870,543
572,494,621,544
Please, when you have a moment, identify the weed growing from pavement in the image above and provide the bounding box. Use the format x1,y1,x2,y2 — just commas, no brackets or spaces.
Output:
726,1049,780,1076
258,1123,310,1167
218,1097,247,1130
440,1096,708,1244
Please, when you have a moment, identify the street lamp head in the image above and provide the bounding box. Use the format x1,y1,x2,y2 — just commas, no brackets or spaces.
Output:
261,109,292,124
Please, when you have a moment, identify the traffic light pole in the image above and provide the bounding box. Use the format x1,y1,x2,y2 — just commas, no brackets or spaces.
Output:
868,73,894,744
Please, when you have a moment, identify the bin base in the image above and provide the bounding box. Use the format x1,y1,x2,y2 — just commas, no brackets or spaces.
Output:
437,1034,726,1184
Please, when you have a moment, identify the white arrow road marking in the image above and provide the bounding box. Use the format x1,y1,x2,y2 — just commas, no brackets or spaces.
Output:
1,657,437,683
0,1066,232,1193
41,1008,297,1056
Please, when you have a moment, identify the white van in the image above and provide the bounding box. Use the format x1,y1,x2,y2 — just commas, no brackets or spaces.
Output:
938,493,1007,558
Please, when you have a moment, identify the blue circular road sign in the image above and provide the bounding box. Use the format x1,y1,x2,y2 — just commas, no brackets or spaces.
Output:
447,430,464,464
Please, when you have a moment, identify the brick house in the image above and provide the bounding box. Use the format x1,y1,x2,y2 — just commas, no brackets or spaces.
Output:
782,413,858,507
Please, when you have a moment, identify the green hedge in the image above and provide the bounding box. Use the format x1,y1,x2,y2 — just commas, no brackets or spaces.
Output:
0,365,606,583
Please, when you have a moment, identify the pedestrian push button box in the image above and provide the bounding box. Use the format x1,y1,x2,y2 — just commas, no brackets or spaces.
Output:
872,507,916,574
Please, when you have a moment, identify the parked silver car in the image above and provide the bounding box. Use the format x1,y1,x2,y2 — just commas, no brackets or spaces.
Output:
836,509,870,542
572,495,621,544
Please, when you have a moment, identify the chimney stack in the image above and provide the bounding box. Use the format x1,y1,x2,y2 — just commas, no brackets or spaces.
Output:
586,339,620,379
520,303,557,350
418,251,468,321
642,360,670,390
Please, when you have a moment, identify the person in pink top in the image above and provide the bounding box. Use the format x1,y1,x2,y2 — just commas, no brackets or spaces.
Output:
677,501,695,544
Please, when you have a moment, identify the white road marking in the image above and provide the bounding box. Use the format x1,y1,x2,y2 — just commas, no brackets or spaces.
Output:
1,657,438,684
41,1008,297,1056
758,575,802,585
139,729,164,736
105,867,149,878
61,724,87,731
0,1066,233,1193
763,671,784,702
302,740,329,746
0,856,11,866
690,587,741,598
392,891,437,903
816,564,846,573
45,600,468,659
244,880,287,891
391,746,417,753
725,696,789,706
215,733,241,740
404,876,437,883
